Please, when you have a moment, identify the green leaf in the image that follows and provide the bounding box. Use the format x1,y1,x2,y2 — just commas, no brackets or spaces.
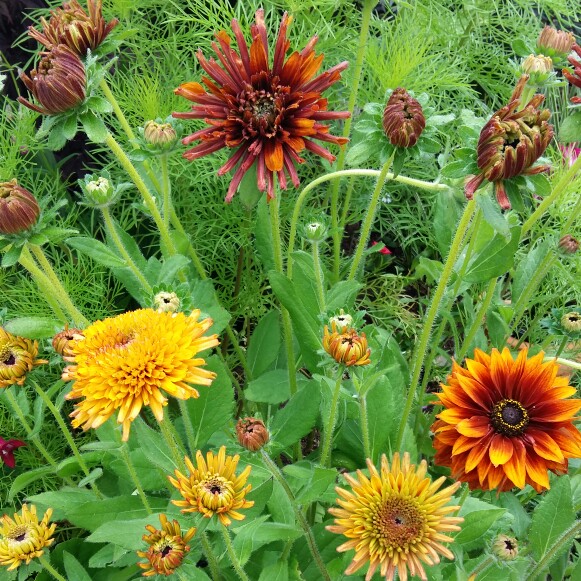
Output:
63,552,92,581
441,160,471,179
4,317,61,339
559,111,581,143
66,236,126,267
88,544,129,569
270,381,321,449
156,254,189,285
26,488,96,521
238,164,262,210
245,370,290,404
456,497,506,545
477,194,510,239
529,476,574,564
133,418,175,473
39,226,79,243
512,241,549,303
247,310,281,378
290,251,323,317
255,197,274,272
326,280,363,312
56,452,103,478
231,516,270,565
80,110,108,143
285,463,337,505
183,356,234,448
86,516,162,550
512,37,533,57
61,114,78,140
258,561,289,581
8,466,54,501
2,244,23,267
84,96,113,114
433,189,464,259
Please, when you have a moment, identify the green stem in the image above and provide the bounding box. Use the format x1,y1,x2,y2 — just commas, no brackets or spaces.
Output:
120,444,151,513
104,132,177,256
178,399,197,455
311,242,326,311
17,247,68,323
31,381,102,498
338,179,356,233
161,154,171,230
38,555,68,581
287,169,447,279
555,335,570,358
550,357,581,371
99,78,136,142
467,555,495,579
260,450,332,581
221,524,249,581
395,199,476,451
159,418,186,472
101,206,153,294
348,153,395,280
527,520,581,579
169,208,207,278
28,244,88,326
200,532,222,581
331,0,376,282
359,392,371,460
319,368,344,467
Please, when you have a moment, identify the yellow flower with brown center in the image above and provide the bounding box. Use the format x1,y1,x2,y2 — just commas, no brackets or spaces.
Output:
63,308,219,441
0,505,56,571
323,322,371,366
137,514,196,577
432,348,581,492
168,446,254,526
0,329,46,388
327,453,462,581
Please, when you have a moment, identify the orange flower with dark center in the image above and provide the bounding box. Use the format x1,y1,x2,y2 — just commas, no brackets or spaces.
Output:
173,9,349,202
432,348,581,492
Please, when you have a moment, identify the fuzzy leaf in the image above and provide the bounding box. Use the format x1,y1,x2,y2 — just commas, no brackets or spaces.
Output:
133,418,175,473
477,193,510,239
326,280,362,312
247,310,281,378
512,241,549,303
1,244,23,267
66,236,126,267
245,370,290,404
4,317,61,339
8,466,54,501
559,111,581,143
80,110,108,143
63,552,92,581
86,516,163,550
456,497,506,544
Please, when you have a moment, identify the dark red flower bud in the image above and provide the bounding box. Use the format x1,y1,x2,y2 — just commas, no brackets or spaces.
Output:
0,179,40,234
18,45,86,115
382,88,426,148
28,0,118,57
236,417,269,452
559,234,580,254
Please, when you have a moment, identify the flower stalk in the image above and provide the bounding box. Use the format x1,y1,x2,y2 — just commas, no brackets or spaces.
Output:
200,532,222,581
37,555,68,581
120,443,151,513
320,367,344,467
221,524,250,581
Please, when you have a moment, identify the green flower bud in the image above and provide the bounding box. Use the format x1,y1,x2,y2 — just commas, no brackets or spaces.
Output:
521,54,553,85
143,120,178,150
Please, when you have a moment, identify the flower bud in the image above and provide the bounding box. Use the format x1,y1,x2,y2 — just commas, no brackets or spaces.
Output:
154,291,180,313
521,54,553,84
559,234,579,254
0,328,47,388
52,326,84,356
18,45,86,115
328,310,353,332
302,221,328,243
561,311,581,333
537,26,575,61
382,88,426,148
323,322,371,366
0,179,40,234
28,0,119,57
143,120,178,150
236,417,269,452
492,534,519,561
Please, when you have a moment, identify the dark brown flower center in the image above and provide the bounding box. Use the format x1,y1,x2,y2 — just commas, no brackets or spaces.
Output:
490,399,529,436
504,539,515,551
8,525,28,543
240,87,283,139
0,345,16,366
371,497,426,549
161,544,172,557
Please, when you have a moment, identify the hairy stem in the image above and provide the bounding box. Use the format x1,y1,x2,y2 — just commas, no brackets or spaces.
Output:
221,524,250,581
320,368,344,467
120,444,152,513
159,418,187,472
38,555,68,581
200,532,222,581
359,392,372,460
161,154,171,230
99,78,136,142
311,242,326,311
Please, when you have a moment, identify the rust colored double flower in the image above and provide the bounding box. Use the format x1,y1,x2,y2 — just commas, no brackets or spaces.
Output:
464,75,553,209
173,9,349,202
564,43,581,104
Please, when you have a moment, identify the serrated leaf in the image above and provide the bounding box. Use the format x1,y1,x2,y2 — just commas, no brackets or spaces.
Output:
61,114,78,140
247,310,281,378
39,227,79,243
66,236,126,267
559,111,581,143
86,516,162,550
512,241,549,303
441,160,471,179
477,194,510,239
456,497,506,544
326,280,362,312
4,317,61,339
133,419,176,473
245,370,290,404
84,96,113,114
88,544,129,569
156,254,189,285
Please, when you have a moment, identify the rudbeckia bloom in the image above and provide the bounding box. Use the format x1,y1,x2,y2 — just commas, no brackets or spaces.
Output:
168,446,254,526
0,505,56,571
173,8,349,202
0,329,46,388
537,26,575,61
323,322,371,366
464,75,553,209
432,348,581,492
63,308,219,441
327,452,463,581
137,514,196,577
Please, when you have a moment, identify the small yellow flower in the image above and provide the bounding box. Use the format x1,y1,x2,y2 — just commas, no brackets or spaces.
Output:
323,322,371,366
63,308,219,441
137,514,196,577
168,446,254,526
327,452,463,581
0,505,56,571
0,329,46,388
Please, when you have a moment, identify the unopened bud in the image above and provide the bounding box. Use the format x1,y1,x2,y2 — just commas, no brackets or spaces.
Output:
537,26,575,60
561,311,581,333
154,291,180,313
143,120,178,149
0,179,40,234
382,88,425,148
52,326,84,356
493,534,519,561
302,221,328,243
323,322,371,366
521,54,553,84
329,310,353,332
559,234,579,254
236,417,269,451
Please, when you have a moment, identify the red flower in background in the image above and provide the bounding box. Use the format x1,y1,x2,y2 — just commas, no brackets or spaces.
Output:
0,437,26,469
173,9,349,202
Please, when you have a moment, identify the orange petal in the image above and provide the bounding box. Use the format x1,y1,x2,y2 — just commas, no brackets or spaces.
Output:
465,435,491,472
525,454,550,490
532,400,581,422
503,438,526,488
265,140,284,172
528,429,565,463
489,433,514,466
457,416,492,438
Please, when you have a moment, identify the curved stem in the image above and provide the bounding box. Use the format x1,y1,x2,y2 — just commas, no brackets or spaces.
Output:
260,450,332,581
99,78,136,142
331,0,376,281
287,169,447,279
101,206,153,294
200,532,222,581
555,335,570,358
28,244,88,326
17,247,68,323
311,242,326,311
161,154,171,230
348,153,395,280
551,357,581,370
38,555,68,581
104,132,178,256
31,380,102,498
221,524,249,581
395,199,476,451
319,368,344,467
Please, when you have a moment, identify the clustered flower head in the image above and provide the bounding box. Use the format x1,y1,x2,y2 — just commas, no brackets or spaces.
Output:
382,88,426,148
564,44,581,104
432,348,581,492
0,328,47,388
169,446,254,526
28,0,118,57
327,452,463,581
536,26,575,61
0,437,26,469
143,120,178,149
236,417,269,451
18,45,86,115
323,321,371,366
173,8,350,202
62,308,219,441
0,505,56,571
0,180,40,235
137,514,196,577
464,75,553,209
